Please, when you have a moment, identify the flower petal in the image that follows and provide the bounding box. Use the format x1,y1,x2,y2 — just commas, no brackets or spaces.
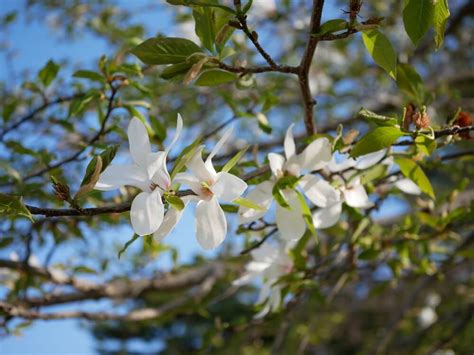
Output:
298,137,332,172
312,202,342,229
166,113,183,154
186,147,215,182
130,189,164,236
394,178,422,195
239,181,274,224
207,126,233,163
95,165,150,191
299,174,340,208
174,172,203,196
328,154,356,172
195,197,227,250
343,180,373,208
153,196,193,242
355,149,386,170
268,153,285,177
128,117,151,168
149,152,171,190
275,190,306,241
284,123,296,159
211,172,247,202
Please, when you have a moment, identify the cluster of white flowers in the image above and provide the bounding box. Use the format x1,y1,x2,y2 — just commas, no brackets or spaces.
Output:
95,116,247,250
234,124,422,317
95,117,422,317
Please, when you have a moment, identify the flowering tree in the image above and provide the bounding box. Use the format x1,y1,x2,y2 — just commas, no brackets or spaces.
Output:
0,0,473,353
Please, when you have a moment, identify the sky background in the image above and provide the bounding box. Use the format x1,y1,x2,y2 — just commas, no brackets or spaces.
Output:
0,1,409,353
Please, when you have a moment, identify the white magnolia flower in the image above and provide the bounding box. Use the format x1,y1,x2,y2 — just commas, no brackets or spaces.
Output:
95,115,183,236
312,176,373,229
394,178,422,195
311,151,386,229
173,128,248,250
233,241,293,318
239,124,333,241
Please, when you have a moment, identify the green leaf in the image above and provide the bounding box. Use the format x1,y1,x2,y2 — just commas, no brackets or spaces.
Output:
166,0,235,14
295,190,316,236
221,146,248,173
403,0,435,46
165,194,185,211
0,237,14,249
68,91,101,118
0,193,34,222
395,157,435,198
73,70,105,83
357,108,398,127
38,60,60,87
415,135,436,156
130,37,203,65
194,69,237,86
80,145,118,187
396,63,426,105
161,62,193,80
272,176,301,209
233,197,265,211
433,0,450,50
351,127,404,158
170,138,202,180
359,164,388,185
193,6,216,52
362,29,397,79
358,248,379,261
316,19,348,35
118,234,140,259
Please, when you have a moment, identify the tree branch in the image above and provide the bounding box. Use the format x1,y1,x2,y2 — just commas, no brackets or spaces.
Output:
298,0,325,136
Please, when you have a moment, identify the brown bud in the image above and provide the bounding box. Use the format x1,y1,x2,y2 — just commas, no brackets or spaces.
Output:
403,103,416,130
52,180,71,202
251,31,258,41
342,129,359,145
455,111,473,139
228,20,242,29
413,111,431,129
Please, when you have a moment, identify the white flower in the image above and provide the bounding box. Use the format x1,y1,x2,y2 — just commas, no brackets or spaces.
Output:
95,115,183,236
394,178,422,195
172,128,248,250
239,124,333,241
233,241,293,318
312,176,373,229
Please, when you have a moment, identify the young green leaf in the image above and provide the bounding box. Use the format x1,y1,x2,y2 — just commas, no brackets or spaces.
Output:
350,127,404,158
403,0,435,46
194,69,237,86
315,19,348,36
161,62,193,80
38,59,60,87
295,190,316,236
357,108,398,127
0,193,34,222
130,37,203,65
396,63,426,105
221,146,248,173
170,138,202,179
80,145,118,187
362,29,397,79
73,70,105,83
193,7,216,52
433,0,450,50
395,156,435,198
165,194,185,211
233,197,265,211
